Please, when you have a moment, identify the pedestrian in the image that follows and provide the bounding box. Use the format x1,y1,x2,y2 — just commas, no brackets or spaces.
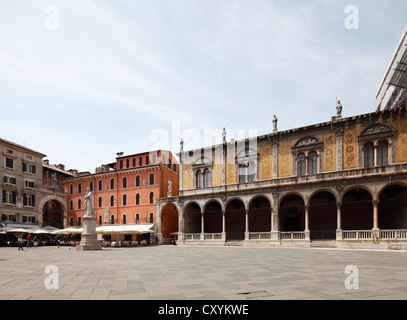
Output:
17,235,23,251
26,234,32,248
33,236,37,248
372,231,379,244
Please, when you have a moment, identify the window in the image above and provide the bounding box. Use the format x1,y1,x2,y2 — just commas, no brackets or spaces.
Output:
69,200,73,210
377,140,388,166
78,217,82,226
149,212,154,223
110,215,115,224
69,184,73,194
5,158,14,169
25,180,34,188
123,214,127,224
4,176,16,185
196,170,203,188
98,215,102,225
23,194,35,207
69,217,74,226
139,157,143,166
133,158,136,167
126,159,129,168
78,199,82,209
98,180,103,191
22,162,36,174
89,181,93,191
296,153,306,177
23,215,35,223
173,164,177,173
236,149,258,184
203,169,210,188
110,196,115,207
149,192,155,204
2,189,16,204
122,194,127,206
149,173,155,185
98,197,103,208
120,160,123,169
123,176,127,188
78,183,82,194
308,152,318,175
136,193,140,205
146,156,149,165
110,178,115,189
136,213,140,224
135,175,140,187
364,142,374,169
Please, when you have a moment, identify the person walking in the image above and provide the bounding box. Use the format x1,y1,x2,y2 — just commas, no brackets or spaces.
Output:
26,234,32,248
17,235,23,251
33,236,37,248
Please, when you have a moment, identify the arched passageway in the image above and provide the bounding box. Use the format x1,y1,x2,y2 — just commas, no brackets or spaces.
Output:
204,201,222,233
279,194,305,232
342,188,373,230
161,203,179,243
42,200,64,229
379,184,407,229
249,197,271,232
309,191,337,240
184,202,201,234
225,199,245,241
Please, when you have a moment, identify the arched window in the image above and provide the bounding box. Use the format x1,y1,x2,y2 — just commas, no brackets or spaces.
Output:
203,169,210,188
98,180,103,191
149,192,155,204
196,170,203,188
133,158,136,167
69,184,73,195
110,195,115,207
69,200,73,210
308,152,318,175
149,173,155,185
78,183,82,194
146,156,149,165
364,142,374,168
377,140,388,166
135,175,140,187
98,197,102,208
120,160,123,169
126,159,129,168
247,161,256,183
139,157,143,166
297,153,306,177
136,193,140,205
78,199,82,210
122,194,127,206
110,178,115,189
122,176,127,188
89,181,93,191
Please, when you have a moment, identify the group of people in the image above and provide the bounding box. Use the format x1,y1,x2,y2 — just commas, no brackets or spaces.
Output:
17,234,38,251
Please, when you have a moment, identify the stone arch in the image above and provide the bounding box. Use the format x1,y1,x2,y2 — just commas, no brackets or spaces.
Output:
378,183,407,229
159,201,179,244
225,198,246,241
308,190,337,240
183,201,202,234
279,193,306,232
341,186,373,230
248,195,272,233
203,200,223,234
38,195,67,229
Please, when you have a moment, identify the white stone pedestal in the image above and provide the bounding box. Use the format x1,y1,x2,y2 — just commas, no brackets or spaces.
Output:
77,215,101,251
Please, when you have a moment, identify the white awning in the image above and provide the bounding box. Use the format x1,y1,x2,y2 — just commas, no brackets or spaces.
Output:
96,224,155,234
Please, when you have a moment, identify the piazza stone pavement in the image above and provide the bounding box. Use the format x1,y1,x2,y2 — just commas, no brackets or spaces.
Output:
0,244,407,301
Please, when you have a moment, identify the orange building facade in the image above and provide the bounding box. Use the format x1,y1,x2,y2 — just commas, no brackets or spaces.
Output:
65,150,179,242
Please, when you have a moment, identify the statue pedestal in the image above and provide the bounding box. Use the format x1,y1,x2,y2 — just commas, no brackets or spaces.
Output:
77,215,101,251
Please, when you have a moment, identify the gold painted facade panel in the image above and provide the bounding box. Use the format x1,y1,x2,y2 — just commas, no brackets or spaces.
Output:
259,144,272,180
212,154,223,186
322,133,336,172
396,119,407,163
278,140,293,177
343,129,357,170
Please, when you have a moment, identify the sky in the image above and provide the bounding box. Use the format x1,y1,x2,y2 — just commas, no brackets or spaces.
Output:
0,0,406,172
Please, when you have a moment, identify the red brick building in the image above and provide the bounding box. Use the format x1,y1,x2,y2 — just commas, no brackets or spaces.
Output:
65,150,179,241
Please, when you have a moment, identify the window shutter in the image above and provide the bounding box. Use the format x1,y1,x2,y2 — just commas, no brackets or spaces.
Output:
22,162,27,172
32,165,36,174
2,190,5,203
12,191,16,204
